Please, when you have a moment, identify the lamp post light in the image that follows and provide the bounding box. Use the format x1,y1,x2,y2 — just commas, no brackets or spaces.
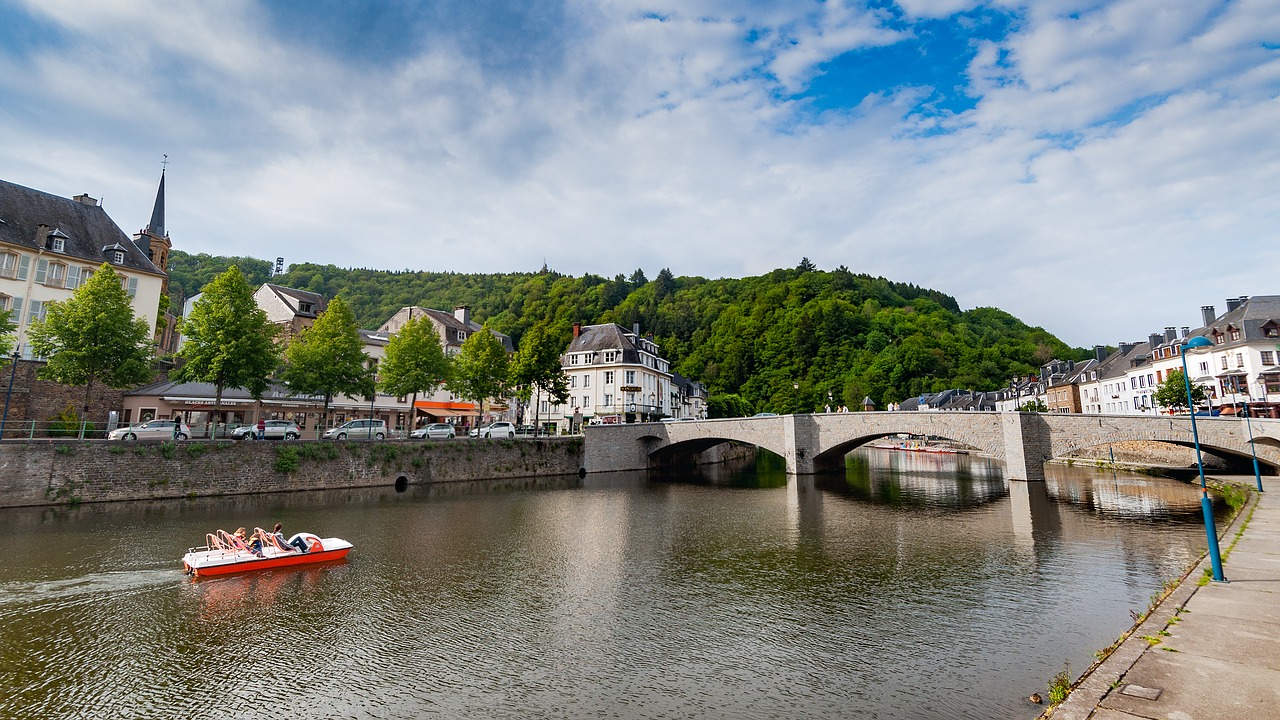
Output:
1,349,19,441
1181,335,1226,582
793,382,800,414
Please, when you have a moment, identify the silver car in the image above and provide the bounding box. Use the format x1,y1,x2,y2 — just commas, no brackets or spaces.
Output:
410,423,455,440
323,419,387,440
231,420,301,441
109,419,191,441
475,421,516,439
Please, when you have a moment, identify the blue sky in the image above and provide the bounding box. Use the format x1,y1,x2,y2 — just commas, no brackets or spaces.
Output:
0,0,1277,347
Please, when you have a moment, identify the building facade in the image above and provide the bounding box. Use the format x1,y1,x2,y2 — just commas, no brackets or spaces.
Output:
0,178,166,358
542,323,674,432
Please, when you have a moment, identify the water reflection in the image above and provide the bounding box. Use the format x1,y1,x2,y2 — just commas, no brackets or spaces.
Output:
0,450,1225,720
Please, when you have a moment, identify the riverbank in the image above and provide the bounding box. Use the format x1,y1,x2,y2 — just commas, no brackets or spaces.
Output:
1043,475,1278,719
0,438,586,508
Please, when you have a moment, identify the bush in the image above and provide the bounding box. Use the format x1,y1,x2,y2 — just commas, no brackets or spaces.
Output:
46,404,81,438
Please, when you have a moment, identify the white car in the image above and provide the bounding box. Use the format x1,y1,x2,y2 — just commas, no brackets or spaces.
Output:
473,421,516,439
410,423,455,439
109,419,191,442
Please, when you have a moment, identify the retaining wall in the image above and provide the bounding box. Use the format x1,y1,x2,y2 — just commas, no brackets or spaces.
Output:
0,438,586,508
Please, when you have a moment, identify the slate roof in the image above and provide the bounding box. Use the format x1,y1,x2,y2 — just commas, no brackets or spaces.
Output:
565,324,646,364
264,283,327,319
382,306,514,352
0,178,163,275
125,378,321,402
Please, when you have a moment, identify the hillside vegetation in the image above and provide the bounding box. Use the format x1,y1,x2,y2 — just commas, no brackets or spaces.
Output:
167,251,1087,412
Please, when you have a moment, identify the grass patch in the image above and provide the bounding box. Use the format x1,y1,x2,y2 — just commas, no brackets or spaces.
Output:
1047,661,1072,706
274,445,301,474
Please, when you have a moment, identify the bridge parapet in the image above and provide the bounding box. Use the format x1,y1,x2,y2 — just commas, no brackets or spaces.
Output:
582,413,1280,480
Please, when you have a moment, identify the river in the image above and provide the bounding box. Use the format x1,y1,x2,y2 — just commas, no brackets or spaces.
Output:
0,449,1220,719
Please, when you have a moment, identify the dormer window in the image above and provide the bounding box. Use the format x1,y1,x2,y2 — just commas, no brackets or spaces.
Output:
102,243,127,265
1264,321,1280,338
1227,324,1241,341
298,301,314,314
46,228,69,253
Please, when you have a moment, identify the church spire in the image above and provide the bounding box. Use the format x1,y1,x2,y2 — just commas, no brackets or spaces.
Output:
146,163,166,238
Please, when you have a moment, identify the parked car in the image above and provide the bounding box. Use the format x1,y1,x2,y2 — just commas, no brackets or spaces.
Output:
323,419,387,440
513,425,538,437
108,419,191,442
231,420,301,441
472,421,516,439
410,423,455,440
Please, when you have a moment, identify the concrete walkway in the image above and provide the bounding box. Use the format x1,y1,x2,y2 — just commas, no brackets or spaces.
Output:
1048,476,1280,719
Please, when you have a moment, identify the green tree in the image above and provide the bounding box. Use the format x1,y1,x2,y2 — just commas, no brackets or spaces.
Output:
509,323,570,431
26,264,153,416
379,314,451,426
1154,368,1206,412
0,311,16,358
707,393,753,418
448,326,510,428
173,265,279,437
1016,399,1048,413
281,296,373,434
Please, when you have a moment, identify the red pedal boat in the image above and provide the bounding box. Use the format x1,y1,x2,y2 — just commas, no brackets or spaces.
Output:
182,527,353,578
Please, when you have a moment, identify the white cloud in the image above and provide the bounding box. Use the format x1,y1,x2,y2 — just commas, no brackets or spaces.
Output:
0,0,1276,348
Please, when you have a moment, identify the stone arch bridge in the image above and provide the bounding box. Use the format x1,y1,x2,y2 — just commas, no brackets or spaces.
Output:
582,412,1280,480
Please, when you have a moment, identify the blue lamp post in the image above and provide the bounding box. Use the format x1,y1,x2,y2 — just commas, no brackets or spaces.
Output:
1240,380,1264,493
1180,335,1226,582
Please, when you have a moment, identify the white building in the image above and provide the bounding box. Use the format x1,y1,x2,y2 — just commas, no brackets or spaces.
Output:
542,323,674,432
0,178,166,358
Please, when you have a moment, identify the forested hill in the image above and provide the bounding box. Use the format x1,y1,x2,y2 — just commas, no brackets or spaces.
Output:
167,251,1088,411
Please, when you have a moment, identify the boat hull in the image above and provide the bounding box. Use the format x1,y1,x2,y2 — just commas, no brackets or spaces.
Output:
183,539,353,578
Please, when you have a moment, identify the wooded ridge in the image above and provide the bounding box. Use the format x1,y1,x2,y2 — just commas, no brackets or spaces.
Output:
167,251,1088,412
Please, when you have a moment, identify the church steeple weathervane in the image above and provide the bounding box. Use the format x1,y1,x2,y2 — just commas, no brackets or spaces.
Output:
145,154,167,239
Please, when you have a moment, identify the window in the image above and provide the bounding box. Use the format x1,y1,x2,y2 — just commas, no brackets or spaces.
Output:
1199,361,1209,374
603,393,613,406
49,236,65,252
112,250,125,264
26,299,46,325
1220,356,1229,370
583,375,590,388
569,375,577,388
1262,351,1275,366
583,396,590,409
0,252,16,278
604,371,614,385
45,262,65,288
9,297,21,324
1236,353,1244,368
65,266,81,289
16,254,29,281
570,354,579,366
298,301,313,314
604,351,618,363
625,370,635,384
117,276,137,298
1266,326,1280,338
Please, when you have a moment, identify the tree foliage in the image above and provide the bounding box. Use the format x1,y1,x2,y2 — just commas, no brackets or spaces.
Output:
448,326,510,424
379,314,450,399
173,266,279,433
1154,368,1206,412
0,311,16,358
1017,399,1048,413
281,296,373,429
26,264,153,414
169,251,1091,415
509,322,571,427
167,252,273,307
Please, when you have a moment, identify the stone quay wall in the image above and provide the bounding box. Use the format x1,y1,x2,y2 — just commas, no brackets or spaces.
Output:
0,359,126,435
0,437,586,508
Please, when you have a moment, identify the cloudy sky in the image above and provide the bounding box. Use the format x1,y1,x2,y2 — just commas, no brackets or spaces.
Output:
0,0,1277,346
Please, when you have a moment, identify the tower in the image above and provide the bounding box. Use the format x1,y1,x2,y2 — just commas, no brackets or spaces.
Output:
134,167,172,298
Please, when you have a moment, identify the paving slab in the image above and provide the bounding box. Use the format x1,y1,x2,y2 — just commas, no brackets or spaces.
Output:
1096,651,1280,719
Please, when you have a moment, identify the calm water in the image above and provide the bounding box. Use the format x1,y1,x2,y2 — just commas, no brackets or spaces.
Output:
0,450,1220,719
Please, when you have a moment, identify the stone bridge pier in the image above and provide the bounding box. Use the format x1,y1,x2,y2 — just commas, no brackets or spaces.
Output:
582,412,1280,481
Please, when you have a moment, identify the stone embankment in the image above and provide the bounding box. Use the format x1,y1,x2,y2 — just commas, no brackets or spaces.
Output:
0,438,586,508
1062,439,1230,469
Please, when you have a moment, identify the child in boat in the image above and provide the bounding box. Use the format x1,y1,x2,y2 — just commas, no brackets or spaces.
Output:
234,527,264,556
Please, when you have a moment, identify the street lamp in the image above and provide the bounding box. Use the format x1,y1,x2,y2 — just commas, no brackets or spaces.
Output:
1181,335,1226,582
1,349,18,440
793,382,800,414
1239,382,1264,493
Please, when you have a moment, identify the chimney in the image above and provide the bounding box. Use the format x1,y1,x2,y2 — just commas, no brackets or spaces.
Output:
572,322,581,339
1164,326,1177,343
34,223,50,245
1148,333,1162,350
72,193,99,207
1225,297,1246,313
1118,342,1136,355
1181,326,1190,338
453,305,470,326
1094,345,1107,362
632,322,640,337
1201,305,1216,327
